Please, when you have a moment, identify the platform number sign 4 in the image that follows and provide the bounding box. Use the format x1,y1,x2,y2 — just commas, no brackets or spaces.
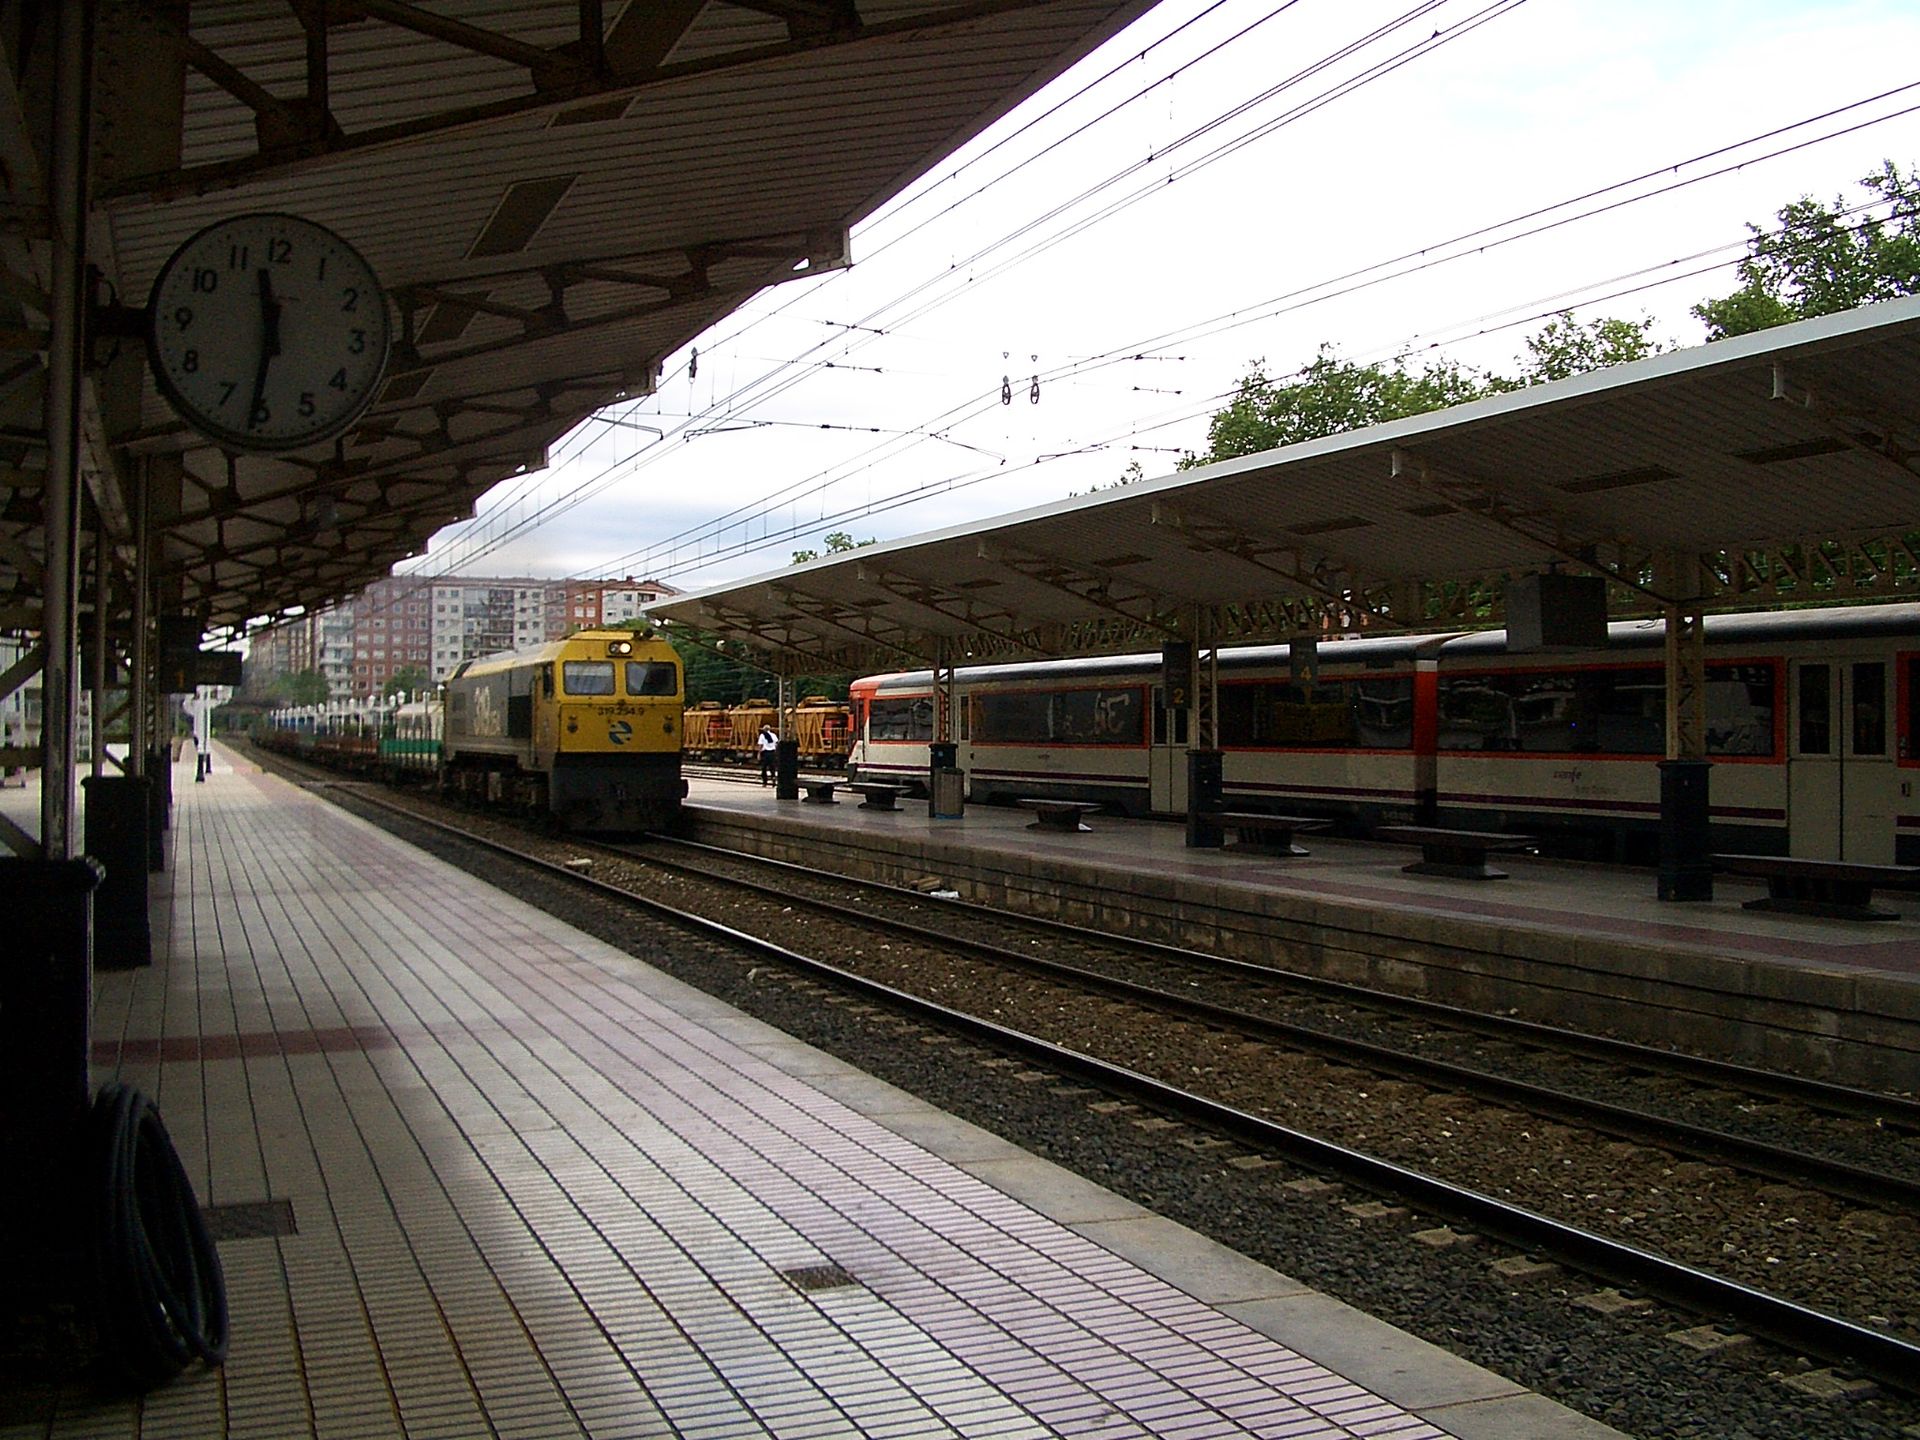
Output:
147,213,391,453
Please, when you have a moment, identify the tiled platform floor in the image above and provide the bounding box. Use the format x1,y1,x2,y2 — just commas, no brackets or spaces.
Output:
3,752,1624,1438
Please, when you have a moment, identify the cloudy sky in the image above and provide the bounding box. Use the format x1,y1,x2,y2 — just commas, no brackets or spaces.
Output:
401,0,1920,597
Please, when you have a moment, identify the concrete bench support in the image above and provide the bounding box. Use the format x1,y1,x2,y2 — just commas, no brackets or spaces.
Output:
1207,811,1331,858
1017,798,1099,833
1376,824,1535,881
1715,853,1920,922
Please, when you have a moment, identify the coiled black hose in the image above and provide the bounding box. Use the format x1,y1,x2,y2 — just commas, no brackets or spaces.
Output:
90,1082,228,1390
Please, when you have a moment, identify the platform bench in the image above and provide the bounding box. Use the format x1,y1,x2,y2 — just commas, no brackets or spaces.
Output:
846,782,907,811
1714,853,1920,922
1208,811,1331,858
1375,825,1536,880
800,778,839,804
1016,797,1099,833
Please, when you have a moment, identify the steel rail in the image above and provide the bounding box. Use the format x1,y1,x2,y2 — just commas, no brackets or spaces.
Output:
618,836,1920,1211
652,832,1920,1131
296,782,1920,1399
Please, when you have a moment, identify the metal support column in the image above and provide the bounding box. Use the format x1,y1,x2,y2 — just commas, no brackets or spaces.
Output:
928,642,961,818
773,672,798,799
1186,610,1223,847
89,503,108,777
39,0,93,863
133,463,164,869
4,0,103,1331
1658,554,1712,900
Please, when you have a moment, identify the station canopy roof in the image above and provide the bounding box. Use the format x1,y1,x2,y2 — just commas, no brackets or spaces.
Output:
645,295,1920,674
1,0,1155,636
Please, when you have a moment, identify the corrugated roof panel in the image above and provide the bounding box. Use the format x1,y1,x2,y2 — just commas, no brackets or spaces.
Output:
65,1,1162,628
649,297,1920,666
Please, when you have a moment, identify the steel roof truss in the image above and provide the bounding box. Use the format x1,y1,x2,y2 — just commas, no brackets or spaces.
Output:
0,636,42,703
848,563,1048,657
387,226,844,381
1150,499,1405,633
988,539,1188,638
765,584,935,666
112,2,1064,202
1712,532,1920,606
1771,364,1920,483
1389,447,1674,606
689,600,863,672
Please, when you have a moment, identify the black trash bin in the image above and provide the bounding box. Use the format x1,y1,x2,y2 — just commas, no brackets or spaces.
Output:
1186,748,1224,848
84,774,153,968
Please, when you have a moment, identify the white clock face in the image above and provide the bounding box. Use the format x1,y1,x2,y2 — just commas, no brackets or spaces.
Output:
147,213,392,452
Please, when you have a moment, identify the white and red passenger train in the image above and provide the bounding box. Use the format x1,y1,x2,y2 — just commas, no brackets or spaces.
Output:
847,603,1920,865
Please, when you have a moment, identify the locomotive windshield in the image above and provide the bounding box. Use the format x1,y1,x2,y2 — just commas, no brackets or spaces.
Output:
625,660,678,696
563,661,616,695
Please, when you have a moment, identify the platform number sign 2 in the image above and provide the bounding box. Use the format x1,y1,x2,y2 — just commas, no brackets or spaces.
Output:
147,213,391,453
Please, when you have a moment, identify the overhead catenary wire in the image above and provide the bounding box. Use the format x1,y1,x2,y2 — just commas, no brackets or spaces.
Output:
566,95,1920,585
412,0,1535,584
340,24,1920,622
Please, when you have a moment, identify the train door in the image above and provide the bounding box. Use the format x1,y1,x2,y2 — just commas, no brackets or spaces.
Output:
1788,657,1895,862
1149,685,1189,815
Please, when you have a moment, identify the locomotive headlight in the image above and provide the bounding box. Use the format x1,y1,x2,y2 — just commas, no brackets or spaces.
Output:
608,639,633,656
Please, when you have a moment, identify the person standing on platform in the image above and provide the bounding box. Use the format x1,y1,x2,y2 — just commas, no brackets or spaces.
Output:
757,723,779,786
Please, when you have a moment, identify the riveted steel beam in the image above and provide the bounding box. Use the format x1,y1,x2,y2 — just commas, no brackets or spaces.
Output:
101,2,1066,202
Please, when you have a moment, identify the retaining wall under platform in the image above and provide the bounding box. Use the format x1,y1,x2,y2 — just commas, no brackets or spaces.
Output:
682,802,1920,1094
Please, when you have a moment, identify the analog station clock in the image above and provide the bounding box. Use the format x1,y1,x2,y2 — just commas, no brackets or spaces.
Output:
146,212,392,453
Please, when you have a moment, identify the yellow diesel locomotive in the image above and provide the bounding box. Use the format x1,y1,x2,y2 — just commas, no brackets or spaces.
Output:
443,629,683,831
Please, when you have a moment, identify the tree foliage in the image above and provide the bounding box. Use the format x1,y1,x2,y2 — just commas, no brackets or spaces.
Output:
381,665,431,700
1693,160,1920,339
1516,313,1663,383
645,625,851,708
1180,312,1664,469
273,669,329,705
791,531,875,565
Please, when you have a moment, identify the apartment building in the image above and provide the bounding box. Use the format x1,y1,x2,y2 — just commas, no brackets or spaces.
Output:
251,574,677,700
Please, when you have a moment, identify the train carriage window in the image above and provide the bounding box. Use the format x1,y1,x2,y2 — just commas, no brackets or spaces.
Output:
869,696,934,742
1219,677,1412,749
1352,679,1414,748
973,687,1142,745
1440,663,1776,756
625,660,678,696
563,660,615,696
1906,657,1920,760
1853,661,1887,756
1706,664,1775,756
1798,663,1832,755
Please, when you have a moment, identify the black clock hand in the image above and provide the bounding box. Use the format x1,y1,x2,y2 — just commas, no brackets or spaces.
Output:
248,266,282,429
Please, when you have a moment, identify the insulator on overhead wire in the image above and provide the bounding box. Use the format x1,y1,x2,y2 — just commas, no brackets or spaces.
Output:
1001,375,1012,406
1029,375,1040,404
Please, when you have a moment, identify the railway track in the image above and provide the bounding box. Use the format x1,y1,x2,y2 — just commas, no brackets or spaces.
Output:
634,833,1920,1160
258,756,1920,1403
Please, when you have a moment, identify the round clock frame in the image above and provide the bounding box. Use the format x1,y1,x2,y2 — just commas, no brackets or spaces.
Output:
145,212,392,453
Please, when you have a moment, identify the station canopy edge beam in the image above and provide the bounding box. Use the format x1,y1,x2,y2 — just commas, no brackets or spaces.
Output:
99,2,1099,204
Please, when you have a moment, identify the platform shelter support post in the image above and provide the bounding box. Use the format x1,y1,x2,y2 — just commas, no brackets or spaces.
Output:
89,499,108,778
133,464,165,870
1186,611,1225,847
3,0,100,1318
929,643,961,818
773,672,799,799
131,461,148,778
1659,570,1713,900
